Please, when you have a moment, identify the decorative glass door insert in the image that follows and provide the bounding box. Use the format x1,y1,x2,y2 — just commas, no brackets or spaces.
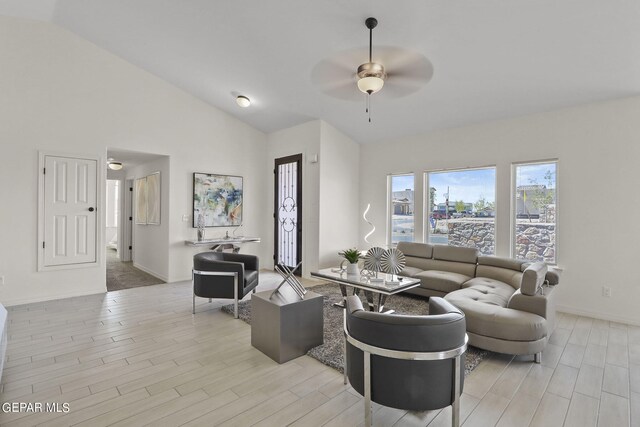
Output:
274,154,302,273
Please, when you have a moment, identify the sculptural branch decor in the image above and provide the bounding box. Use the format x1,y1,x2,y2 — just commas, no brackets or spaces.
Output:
363,203,375,244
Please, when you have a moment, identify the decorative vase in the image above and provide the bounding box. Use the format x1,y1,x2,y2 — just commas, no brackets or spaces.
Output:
196,212,206,241
346,263,359,275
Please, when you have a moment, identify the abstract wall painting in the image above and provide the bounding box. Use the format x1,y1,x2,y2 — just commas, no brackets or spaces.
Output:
146,172,161,225
134,177,147,225
193,173,243,227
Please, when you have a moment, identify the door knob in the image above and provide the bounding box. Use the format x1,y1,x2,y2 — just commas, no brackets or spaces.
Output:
88,207,95,212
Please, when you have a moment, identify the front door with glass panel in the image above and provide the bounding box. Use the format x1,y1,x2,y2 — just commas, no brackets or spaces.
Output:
274,154,302,275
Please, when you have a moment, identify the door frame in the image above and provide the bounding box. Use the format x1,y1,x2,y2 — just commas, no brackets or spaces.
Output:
37,150,105,272
274,154,303,275
120,179,134,262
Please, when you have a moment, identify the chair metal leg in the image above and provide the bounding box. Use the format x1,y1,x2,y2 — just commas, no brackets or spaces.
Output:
343,335,348,385
234,273,239,319
192,269,196,314
534,352,541,364
364,351,372,427
452,354,461,427
253,288,256,293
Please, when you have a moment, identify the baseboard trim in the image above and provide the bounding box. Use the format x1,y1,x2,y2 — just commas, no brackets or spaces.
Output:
132,263,168,282
556,304,640,326
3,287,107,307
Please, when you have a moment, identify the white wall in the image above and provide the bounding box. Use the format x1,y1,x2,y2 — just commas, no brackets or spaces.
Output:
127,157,170,281
0,16,268,305
266,121,321,277
318,122,360,268
360,96,640,325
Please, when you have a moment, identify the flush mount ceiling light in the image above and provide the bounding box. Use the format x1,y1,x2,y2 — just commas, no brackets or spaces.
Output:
107,160,123,170
357,17,387,123
236,95,251,108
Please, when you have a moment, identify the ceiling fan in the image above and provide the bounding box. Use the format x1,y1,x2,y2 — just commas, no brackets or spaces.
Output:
311,17,434,123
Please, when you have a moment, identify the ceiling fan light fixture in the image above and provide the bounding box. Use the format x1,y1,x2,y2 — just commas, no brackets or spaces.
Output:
108,161,123,170
357,62,386,94
357,76,385,94
236,95,251,108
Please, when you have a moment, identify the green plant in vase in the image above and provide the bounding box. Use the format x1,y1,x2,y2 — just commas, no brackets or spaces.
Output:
339,248,361,274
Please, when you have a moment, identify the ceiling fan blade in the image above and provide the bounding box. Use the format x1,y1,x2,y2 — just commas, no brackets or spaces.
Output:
321,81,362,102
379,81,424,98
311,58,354,84
311,55,361,101
377,47,434,98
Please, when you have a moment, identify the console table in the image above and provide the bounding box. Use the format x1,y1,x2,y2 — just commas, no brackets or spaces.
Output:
184,236,260,252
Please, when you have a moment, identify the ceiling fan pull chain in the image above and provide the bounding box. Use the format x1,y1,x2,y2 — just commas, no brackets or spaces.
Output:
368,95,372,123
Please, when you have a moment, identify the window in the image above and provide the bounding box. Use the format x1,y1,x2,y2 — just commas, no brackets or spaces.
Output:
389,174,415,244
513,161,557,263
425,167,496,255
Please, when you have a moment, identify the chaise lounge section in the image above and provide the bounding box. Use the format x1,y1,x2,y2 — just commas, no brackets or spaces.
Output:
397,242,560,362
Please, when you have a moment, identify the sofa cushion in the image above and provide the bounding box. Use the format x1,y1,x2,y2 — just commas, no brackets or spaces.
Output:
414,270,471,294
397,242,433,259
521,262,547,296
475,265,523,290
402,257,476,277
433,245,478,264
445,289,547,342
399,265,424,278
478,256,528,271
403,257,435,273
461,277,516,307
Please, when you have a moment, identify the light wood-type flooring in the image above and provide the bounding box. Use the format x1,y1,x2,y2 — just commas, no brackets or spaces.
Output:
0,271,638,426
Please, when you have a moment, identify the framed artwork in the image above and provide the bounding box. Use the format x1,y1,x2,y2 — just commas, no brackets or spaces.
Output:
146,172,161,225
134,177,147,225
193,173,243,227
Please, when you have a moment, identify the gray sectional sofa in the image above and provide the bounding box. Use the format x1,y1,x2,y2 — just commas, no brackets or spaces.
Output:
397,242,560,362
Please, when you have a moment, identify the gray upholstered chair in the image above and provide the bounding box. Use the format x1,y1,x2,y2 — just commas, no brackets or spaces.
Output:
344,296,468,427
192,252,259,317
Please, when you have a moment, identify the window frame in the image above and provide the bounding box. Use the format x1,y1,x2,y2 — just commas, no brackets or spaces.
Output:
423,165,498,253
510,159,559,265
387,173,415,246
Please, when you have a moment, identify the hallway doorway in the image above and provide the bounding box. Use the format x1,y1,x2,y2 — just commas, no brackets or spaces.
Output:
106,149,168,292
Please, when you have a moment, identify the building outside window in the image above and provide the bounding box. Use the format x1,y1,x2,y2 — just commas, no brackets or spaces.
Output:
425,167,496,255
513,161,557,263
389,174,415,244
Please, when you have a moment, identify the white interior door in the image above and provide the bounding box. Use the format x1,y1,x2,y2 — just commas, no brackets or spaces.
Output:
43,155,98,267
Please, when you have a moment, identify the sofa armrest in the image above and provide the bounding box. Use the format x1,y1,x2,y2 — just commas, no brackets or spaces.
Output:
507,285,557,330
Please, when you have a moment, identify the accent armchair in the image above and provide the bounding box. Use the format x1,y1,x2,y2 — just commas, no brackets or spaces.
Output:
192,252,259,317
344,295,468,427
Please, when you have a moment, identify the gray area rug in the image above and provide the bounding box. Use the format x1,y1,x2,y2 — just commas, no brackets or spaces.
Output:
106,248,165,291
222,283,490,375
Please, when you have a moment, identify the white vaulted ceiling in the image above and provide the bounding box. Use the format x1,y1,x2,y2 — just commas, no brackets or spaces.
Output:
2,0,640,143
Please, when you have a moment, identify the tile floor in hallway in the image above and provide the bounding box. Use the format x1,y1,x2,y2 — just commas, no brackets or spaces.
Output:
0,271,638,426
